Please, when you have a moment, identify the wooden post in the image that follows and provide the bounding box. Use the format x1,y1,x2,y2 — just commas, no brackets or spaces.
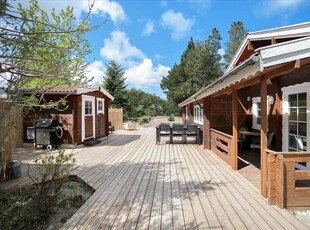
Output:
274,79,282,151
203,97,211,149
232,89,238,170
261,78,268,197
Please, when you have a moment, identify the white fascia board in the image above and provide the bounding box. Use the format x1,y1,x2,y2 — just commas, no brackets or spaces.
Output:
226,22,310,72
100,88,114,101
258,37,310,68
248,22,310,41
75,87,114,100
226,37,249,72
196,61,262,100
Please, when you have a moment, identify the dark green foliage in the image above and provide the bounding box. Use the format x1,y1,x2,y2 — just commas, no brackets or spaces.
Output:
161,28,223,112
126,88,167,121
168,114,175,122
0,147,92,229
0,180,93,229
223,21,248,68
28,147,77,215
103,61,129,109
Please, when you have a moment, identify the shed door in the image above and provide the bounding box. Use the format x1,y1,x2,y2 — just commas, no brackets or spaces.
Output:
82,95,95,141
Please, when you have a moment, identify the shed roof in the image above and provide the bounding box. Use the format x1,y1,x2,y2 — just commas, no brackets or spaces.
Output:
19,86,114,100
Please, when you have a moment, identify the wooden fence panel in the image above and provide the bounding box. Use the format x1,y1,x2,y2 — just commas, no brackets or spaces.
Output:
108,108,123,130
0,100,23,178
267,151,310,209
210,129,232,166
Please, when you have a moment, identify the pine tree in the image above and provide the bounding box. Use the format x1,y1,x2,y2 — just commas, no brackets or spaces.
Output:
103,61,128,109
224,21,248,67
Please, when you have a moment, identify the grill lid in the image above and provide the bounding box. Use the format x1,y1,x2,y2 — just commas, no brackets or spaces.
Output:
35,119,53,128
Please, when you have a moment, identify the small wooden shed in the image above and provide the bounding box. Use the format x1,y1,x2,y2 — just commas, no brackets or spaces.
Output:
21,86,114,145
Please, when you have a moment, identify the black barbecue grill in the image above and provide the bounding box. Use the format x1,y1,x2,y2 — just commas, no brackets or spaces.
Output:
34,119,60,149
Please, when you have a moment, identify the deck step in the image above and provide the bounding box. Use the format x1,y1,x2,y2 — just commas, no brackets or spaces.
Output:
83,138,101,146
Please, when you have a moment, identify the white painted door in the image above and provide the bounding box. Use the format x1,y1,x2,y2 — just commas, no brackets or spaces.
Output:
82,95,95,142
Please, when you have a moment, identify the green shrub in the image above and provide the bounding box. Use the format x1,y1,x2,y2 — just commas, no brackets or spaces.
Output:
28,146,77,215
168,114,175,121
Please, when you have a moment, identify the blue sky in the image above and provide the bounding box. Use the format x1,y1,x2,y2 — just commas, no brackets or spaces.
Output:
14,0,310,98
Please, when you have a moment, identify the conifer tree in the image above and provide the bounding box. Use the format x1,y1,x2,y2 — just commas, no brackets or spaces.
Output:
103,61,128,109
224,21,248,67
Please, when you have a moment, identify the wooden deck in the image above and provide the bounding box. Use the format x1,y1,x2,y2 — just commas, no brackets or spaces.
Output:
64,128,307,229
1,127,308,229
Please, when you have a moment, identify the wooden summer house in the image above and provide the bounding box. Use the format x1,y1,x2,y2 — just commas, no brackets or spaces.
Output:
179,22,310,209
22,86,114,145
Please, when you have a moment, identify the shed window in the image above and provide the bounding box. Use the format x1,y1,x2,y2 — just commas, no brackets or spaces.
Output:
97,98,105,114
85,100,93,115
194,105,203,124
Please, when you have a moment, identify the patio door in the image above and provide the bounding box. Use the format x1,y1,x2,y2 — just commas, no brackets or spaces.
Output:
82,95,95,142
282,82,310,153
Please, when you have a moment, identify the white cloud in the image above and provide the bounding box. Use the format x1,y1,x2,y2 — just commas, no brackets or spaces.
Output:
82,0,127,24
142,21,155,36
161,10,195,40
85,61,105,85
256,0,304,16
12,0,127,24
100,31,145,65
124,59,170,88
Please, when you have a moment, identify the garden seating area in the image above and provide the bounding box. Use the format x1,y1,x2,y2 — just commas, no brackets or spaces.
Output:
156,123,201,144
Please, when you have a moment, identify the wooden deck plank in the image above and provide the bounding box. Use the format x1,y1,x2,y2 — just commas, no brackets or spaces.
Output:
98,130,155,229
134,143,161,229
178,144,210,229
64,130,152,229
183,144,228,229
205,147,308,230
174,144,198,229
170,144,185,229
3,127,308,230
118,144,158,229
148,137,166,229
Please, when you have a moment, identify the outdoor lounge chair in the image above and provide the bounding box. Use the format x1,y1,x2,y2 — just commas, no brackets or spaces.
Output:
185,124,200,144
238,127,248,153
250,131,275,156
171,123,185,144
156,123,171,144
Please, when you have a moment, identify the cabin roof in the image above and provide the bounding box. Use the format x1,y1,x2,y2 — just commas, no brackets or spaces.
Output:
226,22,310,72
179,35,310,107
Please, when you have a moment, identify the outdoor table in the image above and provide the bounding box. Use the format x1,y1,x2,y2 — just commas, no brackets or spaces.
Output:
238,130,260,153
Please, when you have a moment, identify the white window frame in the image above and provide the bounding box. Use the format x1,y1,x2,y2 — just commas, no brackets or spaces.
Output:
97,98,105,114
252,96,272,130
81,95,95,142
252,97,261,130
194,105,203,125
282,82,310,152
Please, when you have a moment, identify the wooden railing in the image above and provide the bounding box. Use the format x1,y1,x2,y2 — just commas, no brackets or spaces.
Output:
210,129,232,166
266,150,310,209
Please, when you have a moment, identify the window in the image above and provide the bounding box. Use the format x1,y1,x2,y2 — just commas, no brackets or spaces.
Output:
283,82,310,169
97,98,105,114
252,97,261,130
252,96,271,130
194,105,203,124
84,100,93,115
